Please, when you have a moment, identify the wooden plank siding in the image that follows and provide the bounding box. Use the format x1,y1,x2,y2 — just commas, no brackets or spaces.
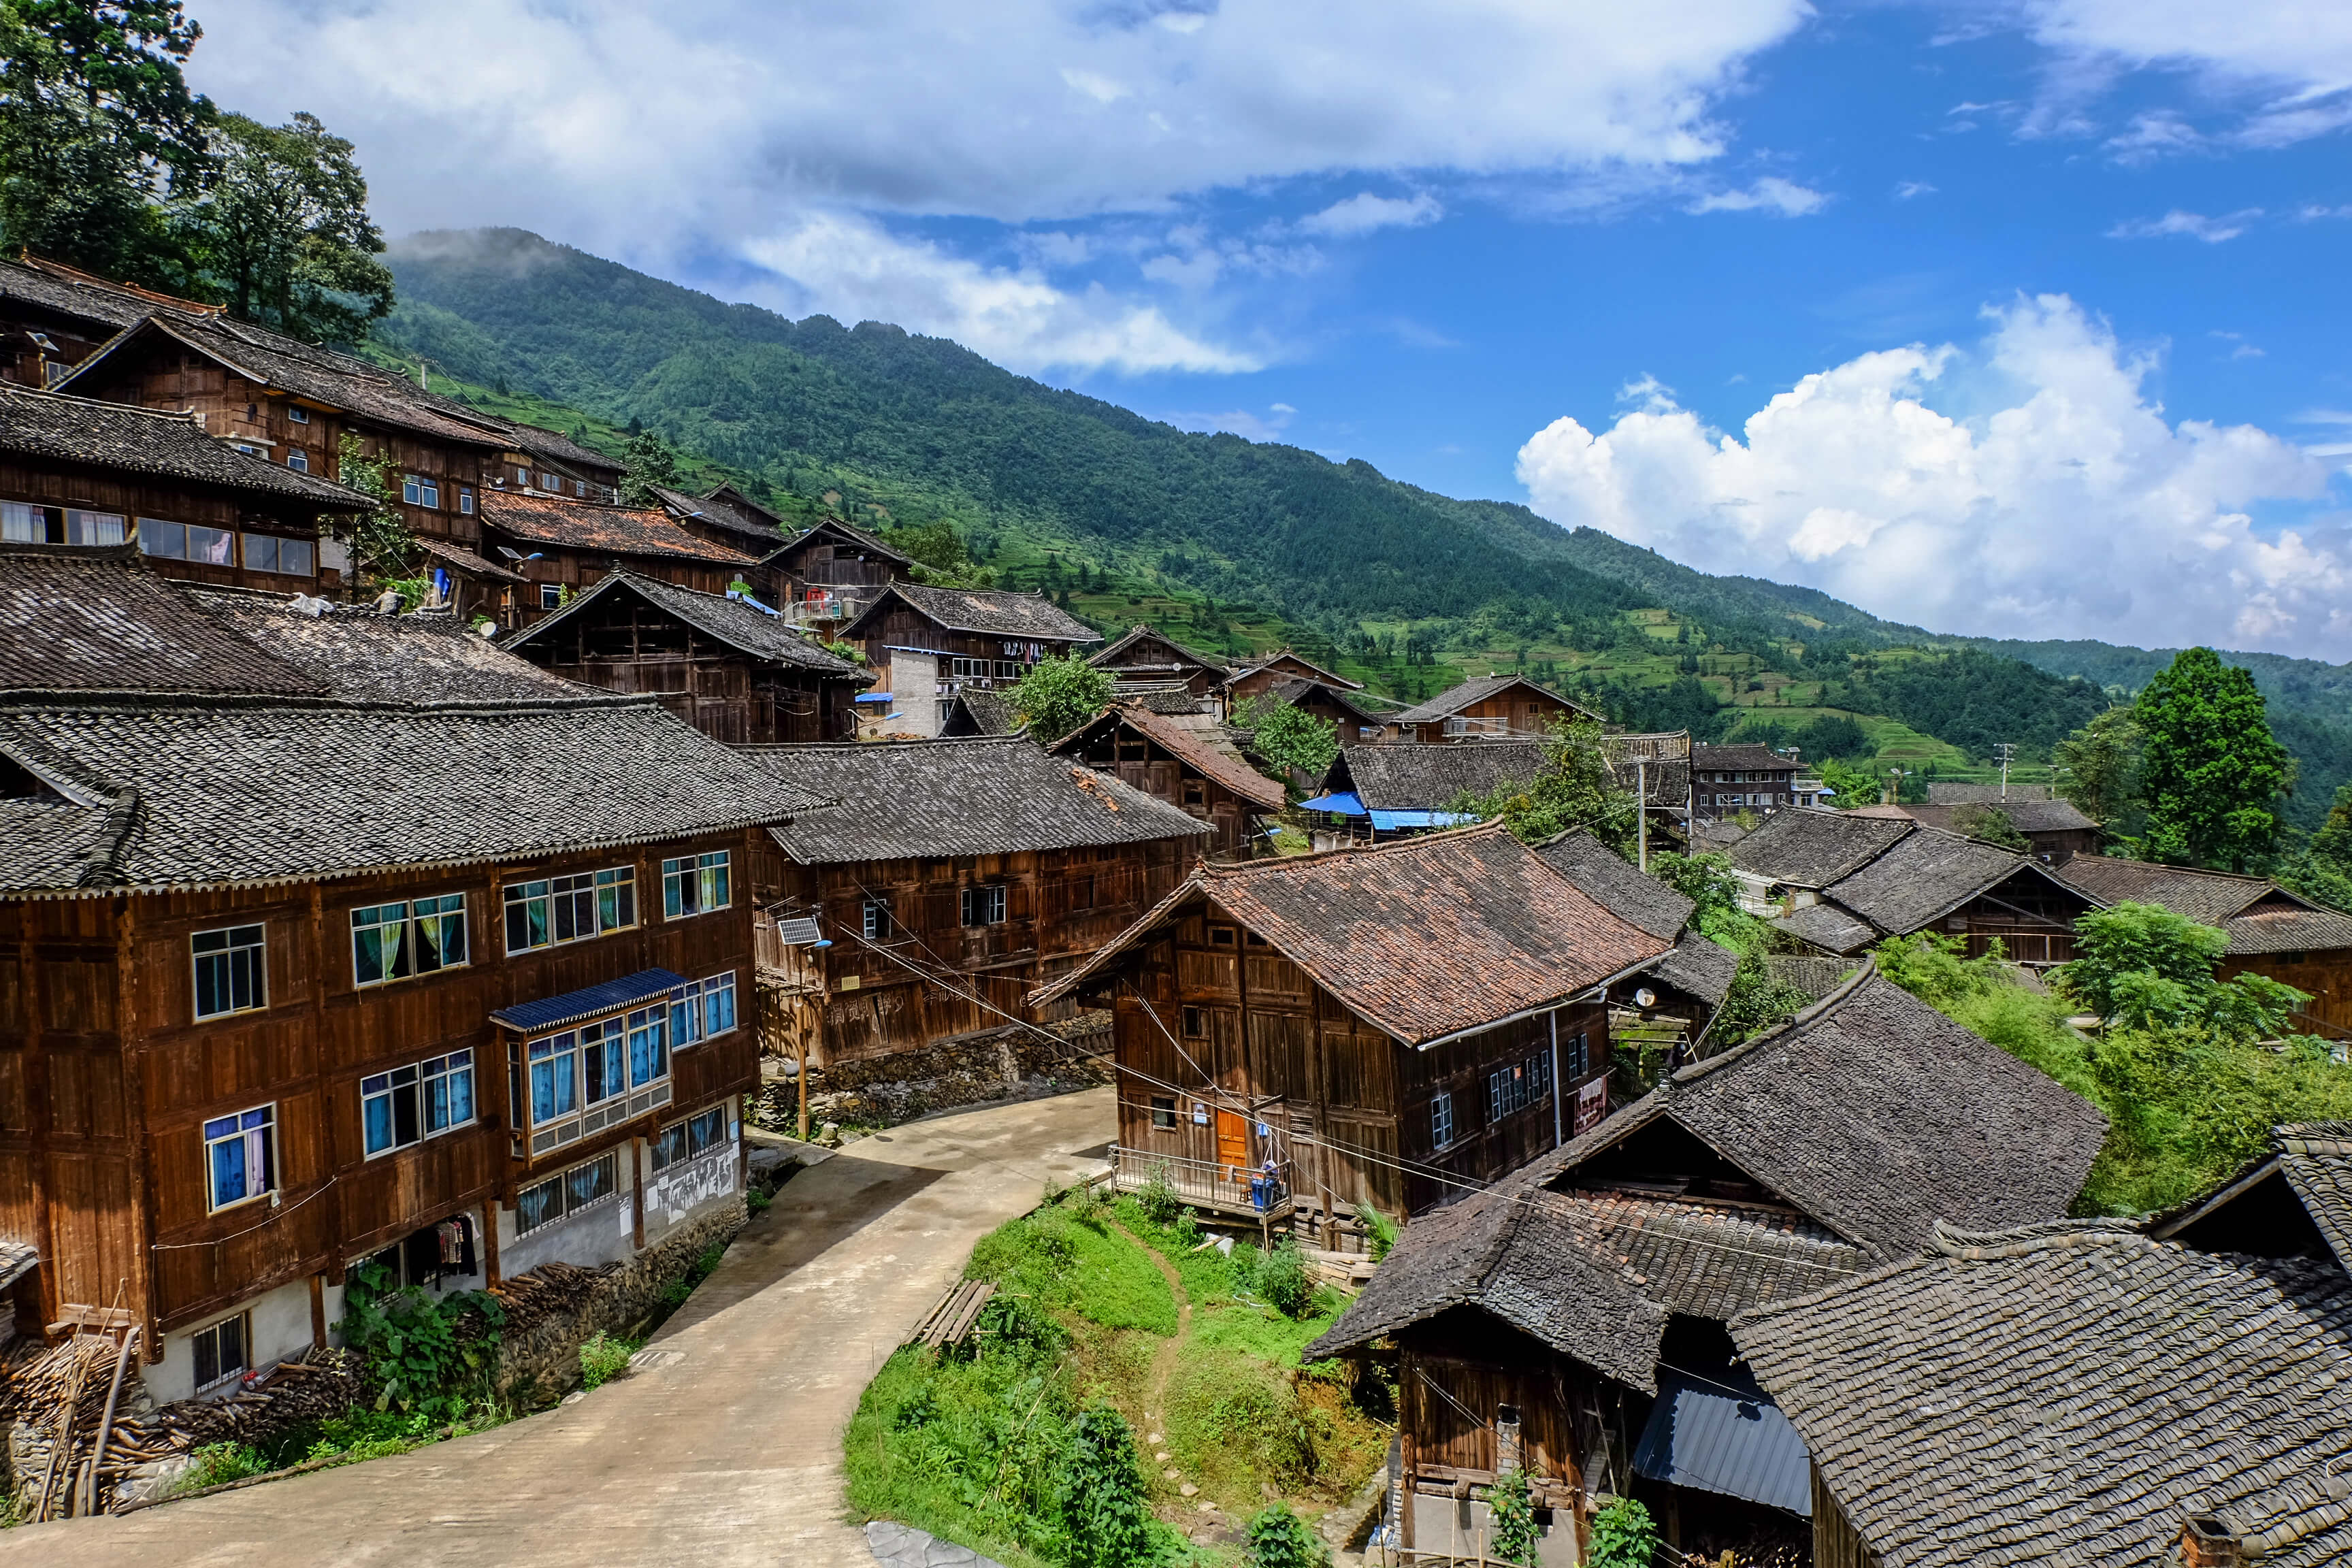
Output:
518,594,854,745
0,826,761,1352
1058,725,1263,862
0,456,341,595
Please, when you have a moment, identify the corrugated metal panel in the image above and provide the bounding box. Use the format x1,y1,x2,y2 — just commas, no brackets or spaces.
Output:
1631,1369,1812,1516
490,968,687,1032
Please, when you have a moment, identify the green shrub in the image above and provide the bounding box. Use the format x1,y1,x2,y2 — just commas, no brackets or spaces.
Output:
1487,1468,1539,1567
1173,1207,1202,1247
1588,1498,1659,1568
578,1332,636,1390
178,1442,272,1491
1245,1500,1330,1568
337,1260,505,1422
1057,1403,1157,1568
1244,1238,1313,1318
1137,1167,1182,1228
1356,1204,1398,1262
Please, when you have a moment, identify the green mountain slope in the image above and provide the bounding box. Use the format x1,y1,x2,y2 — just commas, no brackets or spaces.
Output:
376,229,2352,829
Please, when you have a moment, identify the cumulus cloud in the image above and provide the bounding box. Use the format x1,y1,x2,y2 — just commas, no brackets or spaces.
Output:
2027,1,2352,150
1298,192,1445,237
1685,177,1829,216
1514,295,2346,657
2107,208,2262,242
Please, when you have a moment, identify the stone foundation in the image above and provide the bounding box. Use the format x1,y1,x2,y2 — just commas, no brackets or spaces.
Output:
754,1014,1111,1130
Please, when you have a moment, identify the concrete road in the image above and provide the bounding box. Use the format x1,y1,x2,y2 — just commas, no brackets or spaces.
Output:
8,1088,1115,1568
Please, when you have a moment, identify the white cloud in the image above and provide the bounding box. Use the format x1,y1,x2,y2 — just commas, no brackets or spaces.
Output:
1893,180,1937,199
2107,208,2261,242
741,213,1257,375
1160,404,1298,442
1514,294,2346,657
1685,177,1829,216
1297,192,1445,237
2027,1,2352,150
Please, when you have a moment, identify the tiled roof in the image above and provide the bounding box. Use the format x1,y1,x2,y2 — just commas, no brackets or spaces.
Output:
412,534,527,584
189,589,604,706
1554,1188,1865,1320
1893,799,2100,835
1926,781,2054,804
0,382,374,508
1390,674,1598,726
1090,622,1226,672
1734,1221,2352,1568
0,255,193,334
2053,855,2276,923
1692,743,1796,772
651,485,781,546
0,695,826,897
1224,651,1364,691
1324,740,1549,811
0,1236,36,1292
1052,701,1286,811
479,490,757,566
941,689,1022,736
0,544,323,697
767,514,913,569
748,736,1208,865
841,582,1100,644
504,572,863,676
2224,905,2352,955
1769,902,1878,956
2279,1122,2352,1273
1122,685,1209,715
1533,830,1695,942
2157,1123,2352,1276
1819,825,2029,936
1039,820,1672,1044
1729,808,1914,887
1260,674,1384,722
504,424,623,476
1651,930,1740,1007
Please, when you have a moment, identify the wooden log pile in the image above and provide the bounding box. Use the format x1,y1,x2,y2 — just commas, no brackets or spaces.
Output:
486,1260,621,1335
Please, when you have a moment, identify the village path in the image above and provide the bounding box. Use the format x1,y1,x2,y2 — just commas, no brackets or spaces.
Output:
5,1086,1117,1568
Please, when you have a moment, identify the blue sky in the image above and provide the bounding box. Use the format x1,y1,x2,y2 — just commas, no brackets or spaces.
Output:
193,1,2352,657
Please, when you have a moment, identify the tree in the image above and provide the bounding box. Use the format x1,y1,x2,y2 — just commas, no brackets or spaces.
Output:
0,0,214,287
1056,1403,1154,1568
887,518,994,588
1451,719,1637,853
2276,783,2352,913
2054,706,2142,830
1648,850,1746,945
2134,648,2289,871
176,110,391,342
1818,757,1880,810
1008,653,1111,742
336,431,415,593
1950,802,2027,851
619,429,679,507
2058,901,2306,1041
1232,694,1339,785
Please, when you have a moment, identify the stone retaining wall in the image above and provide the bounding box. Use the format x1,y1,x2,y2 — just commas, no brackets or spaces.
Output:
753,1015,1111,1130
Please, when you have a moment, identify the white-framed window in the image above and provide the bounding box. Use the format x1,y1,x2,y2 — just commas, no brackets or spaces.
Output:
650,1103,730,1171
662,851,731,919
996,660,1022,679
1431,1090,1455,1152
573,478,587,497
286,405,310,425
191,1311,250,1391
285,450,309,473
962,885,1007,926
669,970,738,1047
3,502,125,546
538,583,561,610
402,474,440,508
458,486,474,515
241,532,315,577
233,442,266,458
351,894,468,987
522,1004,669,1152
138,517,235,564
203,1104,276,1211
192,924,266,1019
361,1049,476,1156
515,1149,619,1236
540,470,561,491
862,898,892,941
503,865,636,953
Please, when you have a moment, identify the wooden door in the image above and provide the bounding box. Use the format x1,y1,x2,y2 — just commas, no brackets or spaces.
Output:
1215,1109,1248,1172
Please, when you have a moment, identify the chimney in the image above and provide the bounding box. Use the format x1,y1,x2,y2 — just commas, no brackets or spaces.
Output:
2180,1514,2244,1568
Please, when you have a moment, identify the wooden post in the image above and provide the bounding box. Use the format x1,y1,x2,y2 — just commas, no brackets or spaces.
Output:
630,1137,646,1252
1635,757,1648,872
308,1273,326,1350
87,1324,138,1515
480,1197,501,1287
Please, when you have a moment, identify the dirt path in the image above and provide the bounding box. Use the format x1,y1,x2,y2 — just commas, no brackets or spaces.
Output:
1110,1220,1193,1421
6,1089,1116,1568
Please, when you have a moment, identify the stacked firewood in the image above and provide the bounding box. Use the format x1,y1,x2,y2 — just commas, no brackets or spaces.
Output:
487,1260,620,1333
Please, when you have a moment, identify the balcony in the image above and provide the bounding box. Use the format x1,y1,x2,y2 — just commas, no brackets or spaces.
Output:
1110,1146,1294,1225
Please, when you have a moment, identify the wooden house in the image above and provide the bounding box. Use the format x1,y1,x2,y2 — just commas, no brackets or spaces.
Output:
1534,831,1739,1063
1313,966,2106,1566
1738,1122,2350,1568
1690,743,1812,821
1217,650,1363,711
1216,653,1386,742
0,383,373,595
0,543,817,1405
838,583,1101,738
1855,796,2103,865
0,255,190,388
1030,821,1673,1238
478,489,759,627
502,570,868,745
1303,740,1549,845
650,485,793,602
762,514,913,628
2055,858,2352,1036
1385,674,1599,742
1047,698,1288,861
488,424,623,506
1090,623,1231,698
738,737,1208,1073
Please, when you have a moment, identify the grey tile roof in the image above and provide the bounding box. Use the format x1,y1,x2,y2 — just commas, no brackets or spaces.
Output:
1897,798,2098,835
1729,808,1914,887
1390,674,1598,726
842,582,1100,644
748,736,1209,865
1925,781,2054,804
0,695,826,897
480,490,758,566
504,572,863,676
1533,830,1695,941
767,514,914,570
1090,623,1228,673
651,485,781,546
1692,743,1796,773
1222,651,1364,691
1818,825,2028,936
0,382,374,508
1768,902,1878,956
941,689,1022,736
413,534,527,585
504,424,623,476
2281,1122,2352,1272
1650,929,1740,1007
0,255,161,334
2222,906,2352,956
1734,1220,2352,1568
0,544,324,697
1324,740,1549,811
2053,855,2277,924
189,588,607,706
1259,674,1384,723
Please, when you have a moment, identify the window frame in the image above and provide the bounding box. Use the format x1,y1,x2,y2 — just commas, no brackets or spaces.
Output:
360,1049,476,1158
350,892,469,990
285,450,309,474
502,864,637,954
861,897,892,941
669,970,737,1047
1431,1090,1455,1152
402,474,441,509
661,850,732,921
515,1149,621,1236
539,583,561,610
286,405,310,425
651,1103,732,1172
191,924,267,1020
190,1311,250,1392
960,884,1007,927
202,1102,277,1212
1149,1095,1177,1131
458,486,474,516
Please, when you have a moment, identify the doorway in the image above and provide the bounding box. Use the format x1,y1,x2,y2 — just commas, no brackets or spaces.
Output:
1215,1109,1249,1173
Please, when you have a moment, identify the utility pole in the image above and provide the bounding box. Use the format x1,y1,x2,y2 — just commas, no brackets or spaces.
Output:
1635,756,1649,872
1993,742,2016,800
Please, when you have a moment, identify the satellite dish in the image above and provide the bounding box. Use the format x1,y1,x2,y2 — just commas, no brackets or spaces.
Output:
1634,987,1658,1009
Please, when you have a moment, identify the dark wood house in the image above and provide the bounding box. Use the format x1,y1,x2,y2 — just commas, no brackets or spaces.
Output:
478,489,759,627
0,383,373,594
1386,674,1598,742
1691,743,1806,821
1313,966,2106,1566
1090,623,1231,698
1534,830,1740,1062
839,583,1101,738
762,515,913,628
1047,698,1288,861
651,485,791,596
0,543,815,1417
1031,821,1673,1239
738,736,1209,1071
502,570,867,744
0,255,184,388
489,423,623,506
1738,1122,2351,1568
1303,740,1549,844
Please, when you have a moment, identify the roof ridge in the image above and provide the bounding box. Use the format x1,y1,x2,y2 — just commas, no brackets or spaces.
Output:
1669,956,1876,1084
1929,1216,2149,1260
0,381,202,423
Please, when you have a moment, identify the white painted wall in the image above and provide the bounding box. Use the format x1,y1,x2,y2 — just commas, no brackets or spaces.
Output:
1409,1490,1583,1567
889,650,939,737
144,1273,323,1407
497,1149,641,1279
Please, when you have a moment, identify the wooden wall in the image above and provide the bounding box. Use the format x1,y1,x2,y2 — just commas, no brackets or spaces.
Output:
1395,687,1579,742
0,457,336,593
508,549,742,626
0,826,760,1353
2223,949,2352,1036
1059,724,1262,862
855,607,1088,697
1945,869,2097,966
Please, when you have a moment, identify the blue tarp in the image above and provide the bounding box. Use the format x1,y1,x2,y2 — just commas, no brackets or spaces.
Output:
1296,791,1367,815
853,692,896,703
1631,1369,1812,1516
1369,810,1480,832
491,968,687,1034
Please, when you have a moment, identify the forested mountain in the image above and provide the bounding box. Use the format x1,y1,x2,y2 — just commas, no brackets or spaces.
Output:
376,228,2352,828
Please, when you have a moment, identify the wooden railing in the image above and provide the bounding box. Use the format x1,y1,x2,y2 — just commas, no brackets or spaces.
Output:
1111,1147,1294,1220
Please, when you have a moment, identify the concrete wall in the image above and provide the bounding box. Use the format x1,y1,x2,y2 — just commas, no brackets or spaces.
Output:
144,1273,323,1407
1409,1490,1583,1567
496,1154,642,1280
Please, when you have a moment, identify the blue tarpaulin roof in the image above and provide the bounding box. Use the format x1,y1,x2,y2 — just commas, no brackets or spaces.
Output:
1297,791,1365,815
1631,1369,1811,1516
1369,810,1480,832
854,692,895,703
491,968,686,1034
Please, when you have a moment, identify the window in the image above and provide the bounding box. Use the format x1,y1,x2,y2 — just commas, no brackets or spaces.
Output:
402,474,440,508
458,486,474,515
669,970,737,1046
539,583,561,610
862,898,892,941
651,1104,730,1171
1431,1091,1455,1151
139,517,235,564
241,532,315,577
203,1105,276,1210
540,471,561,491
515,466,531,487
1489,1062,1529,1122
515,1149,619,1236
524,1006,667,1139
192,924,266,1019
285,449,310,474
191,1313,248,1391
961,885,1007,926
527,1031,580,1127
503,865,636,952
1182,780,1206,806
1150,1096,1177,1130
1208,925,1237,946
361,1049,476,1156
662,850,732,919
351,894,468,987
1564,1031,1590,1081
1181,1007,1206,1038
287,405,310,425
996,660,1022,680
3,502,125,546
574,478,587,497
